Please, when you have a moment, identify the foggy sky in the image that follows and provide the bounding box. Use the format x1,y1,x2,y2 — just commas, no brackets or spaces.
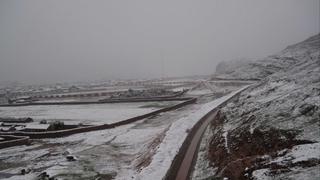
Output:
0,0,319,84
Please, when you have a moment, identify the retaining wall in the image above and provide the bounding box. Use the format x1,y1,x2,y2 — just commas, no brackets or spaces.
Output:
0,135,30,149
0,96,189,107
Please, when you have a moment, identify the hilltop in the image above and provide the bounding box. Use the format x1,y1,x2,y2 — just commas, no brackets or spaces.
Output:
201,34,320,179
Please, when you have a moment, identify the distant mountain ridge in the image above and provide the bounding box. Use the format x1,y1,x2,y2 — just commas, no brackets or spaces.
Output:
213,33,320,79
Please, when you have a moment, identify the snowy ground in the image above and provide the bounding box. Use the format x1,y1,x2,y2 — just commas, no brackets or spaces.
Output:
0,80,248,180
0,101,180,125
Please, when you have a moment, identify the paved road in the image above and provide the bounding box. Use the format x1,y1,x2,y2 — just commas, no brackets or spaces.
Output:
175,110,218,180
166,84,253,180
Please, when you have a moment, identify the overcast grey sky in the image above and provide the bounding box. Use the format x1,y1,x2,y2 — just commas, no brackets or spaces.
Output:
0,0,319,84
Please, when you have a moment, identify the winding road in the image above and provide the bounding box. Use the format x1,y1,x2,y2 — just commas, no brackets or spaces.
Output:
165,84,253,180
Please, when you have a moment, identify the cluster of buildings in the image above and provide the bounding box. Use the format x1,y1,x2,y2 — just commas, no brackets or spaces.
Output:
0,84,84,105
110,88,178,99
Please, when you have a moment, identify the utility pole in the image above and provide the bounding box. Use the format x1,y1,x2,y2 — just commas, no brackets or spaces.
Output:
160,49,165,81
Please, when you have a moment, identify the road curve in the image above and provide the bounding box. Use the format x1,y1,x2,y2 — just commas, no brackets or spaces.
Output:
176,110,218,180
164,85,253,180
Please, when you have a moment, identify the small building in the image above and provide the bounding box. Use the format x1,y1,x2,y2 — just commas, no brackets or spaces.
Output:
12,96,33,104
0,117,33,123
68,85,80,92
24,124,50,132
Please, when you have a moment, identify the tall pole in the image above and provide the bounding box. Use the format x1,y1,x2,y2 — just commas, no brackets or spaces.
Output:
161,49,165,80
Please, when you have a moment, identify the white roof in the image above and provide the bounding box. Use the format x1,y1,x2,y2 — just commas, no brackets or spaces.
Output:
25,124,50,130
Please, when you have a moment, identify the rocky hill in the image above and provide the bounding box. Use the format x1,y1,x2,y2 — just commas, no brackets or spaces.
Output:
213,34,320,80
206,34,320,179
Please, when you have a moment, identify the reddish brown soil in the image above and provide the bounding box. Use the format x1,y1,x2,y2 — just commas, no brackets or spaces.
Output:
207,111,316,180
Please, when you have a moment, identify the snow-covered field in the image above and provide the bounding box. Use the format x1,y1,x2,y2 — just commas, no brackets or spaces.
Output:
0,101,180,125
0,81,249,180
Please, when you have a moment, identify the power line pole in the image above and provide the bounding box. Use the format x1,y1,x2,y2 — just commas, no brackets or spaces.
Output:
161,49,165,80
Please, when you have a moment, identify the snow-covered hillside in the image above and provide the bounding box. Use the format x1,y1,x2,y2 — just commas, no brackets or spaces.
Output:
214,58,252,75
202,34,320,179
214,34,320,80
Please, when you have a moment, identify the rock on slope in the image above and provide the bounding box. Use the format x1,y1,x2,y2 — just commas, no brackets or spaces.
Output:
207,34,320,180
